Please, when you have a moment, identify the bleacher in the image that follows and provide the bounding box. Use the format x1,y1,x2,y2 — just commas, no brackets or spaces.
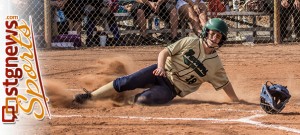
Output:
100,10,273,43
60,0,275,47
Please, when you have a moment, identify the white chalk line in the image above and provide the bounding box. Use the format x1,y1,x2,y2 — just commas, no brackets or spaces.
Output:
236,115,300,134
66,89,81,92
52,114,300,134
212,108,264,113
65,89,300,133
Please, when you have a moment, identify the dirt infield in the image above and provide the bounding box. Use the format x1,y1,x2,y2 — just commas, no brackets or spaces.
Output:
36,45,300,134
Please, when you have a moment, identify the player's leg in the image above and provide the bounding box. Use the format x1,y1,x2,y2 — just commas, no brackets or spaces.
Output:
73,64,160,104
113,64,158,91
91,64,159,99
73,81,116,104
134,77,177,105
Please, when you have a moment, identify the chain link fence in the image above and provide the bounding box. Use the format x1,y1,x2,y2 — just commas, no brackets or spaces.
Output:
12,0,46,47
279,0,300,43
11,0,300,48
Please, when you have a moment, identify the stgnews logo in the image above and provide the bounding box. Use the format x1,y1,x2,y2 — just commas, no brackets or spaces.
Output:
2,15,51,123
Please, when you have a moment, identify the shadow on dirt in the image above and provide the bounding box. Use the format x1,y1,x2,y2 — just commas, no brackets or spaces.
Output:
279,112,300,116
171,99,259,106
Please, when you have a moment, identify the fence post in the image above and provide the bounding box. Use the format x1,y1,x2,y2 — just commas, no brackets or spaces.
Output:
274,0,280,44
44,0,52,48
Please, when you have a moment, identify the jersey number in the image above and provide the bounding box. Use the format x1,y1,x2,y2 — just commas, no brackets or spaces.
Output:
183,49,208,77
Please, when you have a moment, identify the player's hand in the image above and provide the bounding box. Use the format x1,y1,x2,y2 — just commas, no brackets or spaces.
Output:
153,67,166,77
281,0,290,8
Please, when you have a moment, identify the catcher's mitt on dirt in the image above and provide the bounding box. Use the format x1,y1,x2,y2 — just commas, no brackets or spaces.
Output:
260,81,291,114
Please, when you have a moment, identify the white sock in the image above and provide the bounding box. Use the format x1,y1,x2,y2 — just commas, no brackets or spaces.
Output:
91,81,117,100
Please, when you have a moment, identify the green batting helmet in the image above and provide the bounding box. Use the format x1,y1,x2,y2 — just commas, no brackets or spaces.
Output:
202,18,228,46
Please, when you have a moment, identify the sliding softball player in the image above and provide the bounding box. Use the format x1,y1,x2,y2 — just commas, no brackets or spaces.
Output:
73,18,239,105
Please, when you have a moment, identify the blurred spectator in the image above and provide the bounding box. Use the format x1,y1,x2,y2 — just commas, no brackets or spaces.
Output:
131,0,179,42
50,0,68,35
207,0,226,17
280,0,300,41
14,0,44,34
63,0,85,35
223,0,231,11
85,0,121,46
176,0,207,36
14,0,46,47
242,0,274,13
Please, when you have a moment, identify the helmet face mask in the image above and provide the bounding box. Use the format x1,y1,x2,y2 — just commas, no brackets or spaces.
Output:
260,81,291,114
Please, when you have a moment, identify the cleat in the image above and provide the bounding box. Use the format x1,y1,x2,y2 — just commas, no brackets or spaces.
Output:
73,88,92,104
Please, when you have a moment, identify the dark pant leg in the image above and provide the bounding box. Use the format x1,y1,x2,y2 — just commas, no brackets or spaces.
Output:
101,11,120,40
280,7,291,40
113,64,158,92
86,15,96,46
292,8,300,37
107,15,120,40
57,21,68,34
158,2,175,22
135,77,176,105
114,64,177,105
